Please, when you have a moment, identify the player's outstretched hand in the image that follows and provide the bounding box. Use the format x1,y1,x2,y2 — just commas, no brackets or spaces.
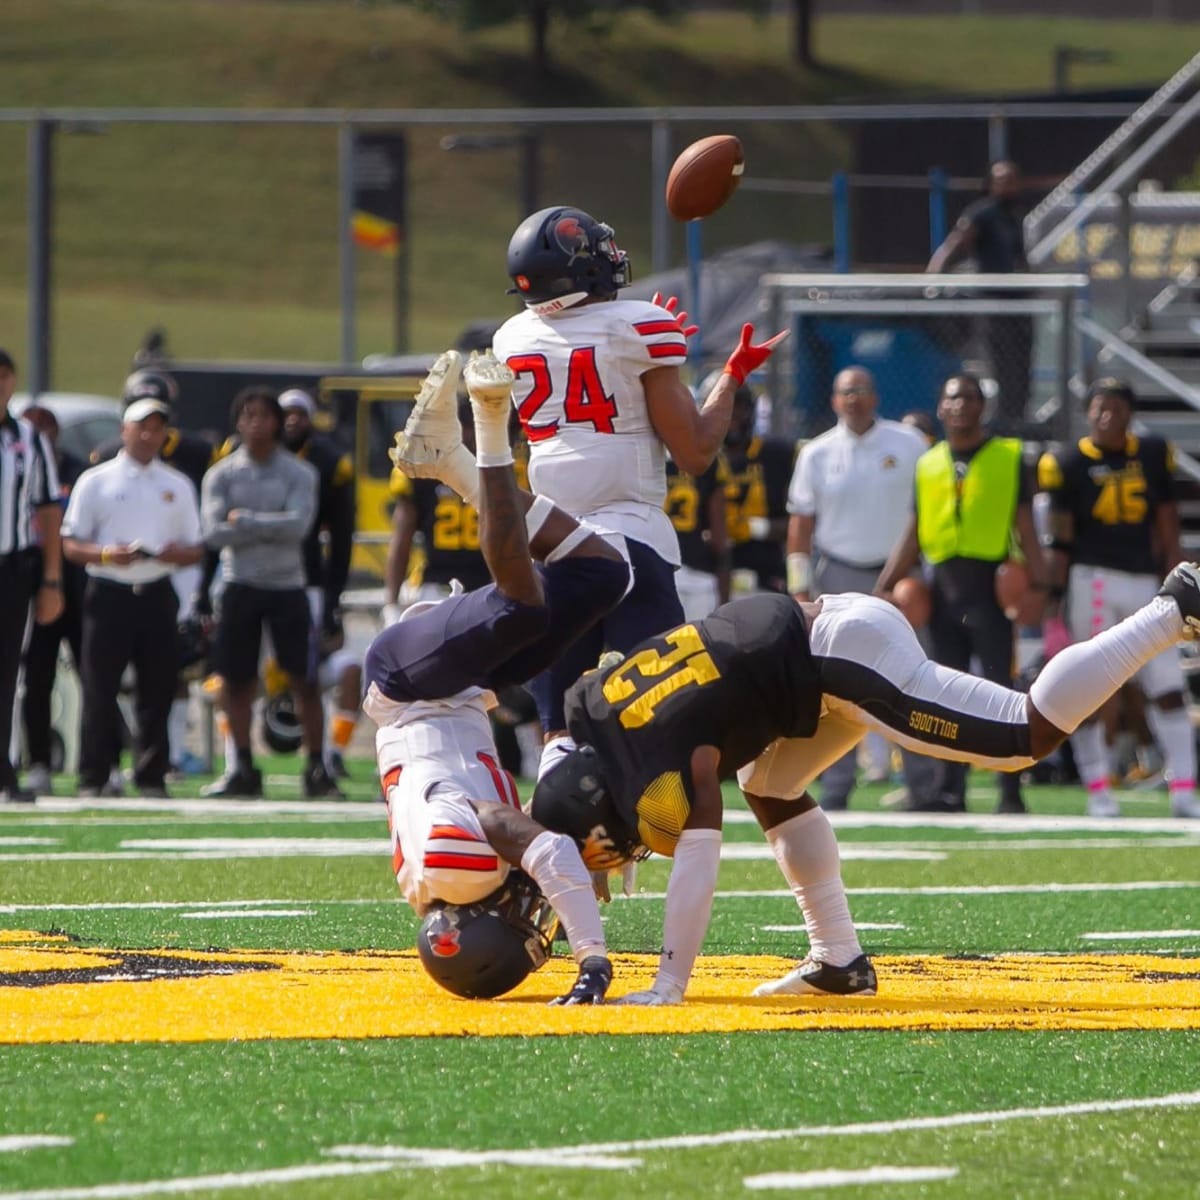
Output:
550,955,613,1006
723,323,789,384
651,292,700,341
615,982,685,1006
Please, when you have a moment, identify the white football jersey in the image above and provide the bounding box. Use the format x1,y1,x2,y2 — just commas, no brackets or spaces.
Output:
493,298,689,564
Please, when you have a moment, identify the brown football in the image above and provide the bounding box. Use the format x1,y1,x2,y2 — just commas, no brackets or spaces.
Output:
665,134,745,221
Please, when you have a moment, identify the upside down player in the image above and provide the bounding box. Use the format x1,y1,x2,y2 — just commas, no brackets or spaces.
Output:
532,568,1200,1005
364,349,629,1003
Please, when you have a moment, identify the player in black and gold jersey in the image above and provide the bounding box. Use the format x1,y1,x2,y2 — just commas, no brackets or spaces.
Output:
533,560,1200,1003
1038,378,1199,819
664,454,730,621
723,384,794,593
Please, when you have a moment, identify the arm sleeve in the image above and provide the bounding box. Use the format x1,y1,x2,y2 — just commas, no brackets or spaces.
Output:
200,465,253,547
624,303,688,373
242,463,318,541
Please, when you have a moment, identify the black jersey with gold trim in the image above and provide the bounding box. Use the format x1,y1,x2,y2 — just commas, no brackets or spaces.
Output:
725,435,794,589
1038,433,1176,575
390,470,491,591
564,593,821,856
665,455,727,573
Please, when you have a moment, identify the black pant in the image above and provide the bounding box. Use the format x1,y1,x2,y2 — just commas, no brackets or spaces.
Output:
79,576,179,789
21,580,83,769
928,590,1023,810
0,553,37,790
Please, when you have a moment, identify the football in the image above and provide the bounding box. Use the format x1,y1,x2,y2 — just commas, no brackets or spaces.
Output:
665,134,745,221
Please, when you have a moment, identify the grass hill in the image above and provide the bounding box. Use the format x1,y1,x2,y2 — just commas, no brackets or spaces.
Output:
0,1,1194,390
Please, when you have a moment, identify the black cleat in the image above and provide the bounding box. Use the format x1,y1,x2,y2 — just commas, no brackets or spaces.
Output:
304,763,344,799
549,955,613,1006
1158,562,1200,640
201,767,263,799
753,953,877,997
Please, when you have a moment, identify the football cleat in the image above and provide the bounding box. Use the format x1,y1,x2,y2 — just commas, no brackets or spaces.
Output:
753,953,877,998
464,350,515,416
1158,562,1200,640
1087,790,1120,819
549,955,613,1006
389,350,465,479
1170,790,1200,819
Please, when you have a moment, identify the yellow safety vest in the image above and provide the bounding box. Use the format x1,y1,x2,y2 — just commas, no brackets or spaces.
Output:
915,438,1021,564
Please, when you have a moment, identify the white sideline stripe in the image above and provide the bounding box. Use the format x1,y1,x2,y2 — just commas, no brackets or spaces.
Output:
0,1137,74,1153
0,1160,395,1199
0,899,382,913
721,845,945,862
745,1166,958,1190
0,838,58,846
763,923,906,933
326,1089,1200,1167
178,909,313,920
15,798,382,817
120,839,388,856
1081,929,1200,940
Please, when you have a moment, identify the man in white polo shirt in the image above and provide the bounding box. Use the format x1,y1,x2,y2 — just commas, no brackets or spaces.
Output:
62,395,205,798
785,366,931,810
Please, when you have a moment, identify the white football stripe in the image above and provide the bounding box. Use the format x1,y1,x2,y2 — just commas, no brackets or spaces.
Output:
1081,929,1200,940
178,909,313,920
745,1166,957,1190
0,1136,74,1153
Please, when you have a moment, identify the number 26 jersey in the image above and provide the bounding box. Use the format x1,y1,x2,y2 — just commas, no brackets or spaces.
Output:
492,299,689,564
564,593,823,857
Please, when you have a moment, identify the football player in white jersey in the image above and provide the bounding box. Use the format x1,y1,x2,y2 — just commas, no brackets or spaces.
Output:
492,205,787,750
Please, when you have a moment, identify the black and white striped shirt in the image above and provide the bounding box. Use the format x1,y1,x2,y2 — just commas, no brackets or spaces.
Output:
0,412,60,558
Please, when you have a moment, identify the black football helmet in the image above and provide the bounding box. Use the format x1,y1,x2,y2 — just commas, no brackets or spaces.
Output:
416,871,559,1000
530,746,647,870
260,692,303,754
506,206,630,314
123,369,179,407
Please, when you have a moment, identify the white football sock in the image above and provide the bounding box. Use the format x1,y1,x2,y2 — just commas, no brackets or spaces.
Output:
437,443,480,507
521,831,606,963
655,827,722,997
765,806,863,966
1030,597,1183,734
1070,720,1110,790
1146,702,1196,792
167,699,190,763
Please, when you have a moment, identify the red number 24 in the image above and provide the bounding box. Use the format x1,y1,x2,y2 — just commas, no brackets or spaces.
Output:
508,347,619,443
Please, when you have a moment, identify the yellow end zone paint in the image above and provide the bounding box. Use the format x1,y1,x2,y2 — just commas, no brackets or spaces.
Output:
0,934,1197,1042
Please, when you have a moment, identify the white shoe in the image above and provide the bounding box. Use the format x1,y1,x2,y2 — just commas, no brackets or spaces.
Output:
464,349,515,416
389,350,464,478
1087,790,1120,818
23,764,52,796
1170,790,1200,819
752,954,877,997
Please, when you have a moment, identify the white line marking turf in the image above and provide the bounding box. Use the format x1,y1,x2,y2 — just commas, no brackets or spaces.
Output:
744,1166,958,1190
1082,929,1200,940
0,1137,73,1153
177,909,314,920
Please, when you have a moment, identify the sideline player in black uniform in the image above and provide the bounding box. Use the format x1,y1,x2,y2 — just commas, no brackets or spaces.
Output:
533,565,1200,1004
664,453,730,621
723,383,793,594
1038,378,1199,819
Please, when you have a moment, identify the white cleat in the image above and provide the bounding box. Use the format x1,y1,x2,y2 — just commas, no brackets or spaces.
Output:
1158,562,1200,640
1087,790,1120,819
464,349,515,417
1170,791,1200,819
389,349,465,479
752,954,877,997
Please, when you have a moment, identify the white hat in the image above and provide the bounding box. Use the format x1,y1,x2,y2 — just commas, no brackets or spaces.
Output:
123,398,171,424
278,388,315,415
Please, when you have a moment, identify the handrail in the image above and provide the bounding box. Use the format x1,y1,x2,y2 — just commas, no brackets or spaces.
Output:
1024,51,1200,246
761,272,1088,292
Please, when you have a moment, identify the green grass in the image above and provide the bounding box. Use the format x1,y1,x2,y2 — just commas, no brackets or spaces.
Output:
0,3,1196,389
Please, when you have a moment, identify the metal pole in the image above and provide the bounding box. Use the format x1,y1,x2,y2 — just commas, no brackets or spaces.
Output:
651,119,671,274
338,124,357,366
686,219,703,366
988,110,1009,163
928,167,948,256
27,118,54,397
832,171,850,273
1058,287,1074,441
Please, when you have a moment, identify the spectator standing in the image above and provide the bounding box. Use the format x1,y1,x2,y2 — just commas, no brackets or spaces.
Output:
19,407,86,795
665,454,730,622
0,350,64,802
723,382,793,595
877,372,1047,814
1038,378,1199,819
199,387,339,799
927,160,1032,430
786,366,932,810
61,395,204,798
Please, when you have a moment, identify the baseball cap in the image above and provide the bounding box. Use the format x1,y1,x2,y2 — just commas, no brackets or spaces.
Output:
123,398,172,423
279,388,315,416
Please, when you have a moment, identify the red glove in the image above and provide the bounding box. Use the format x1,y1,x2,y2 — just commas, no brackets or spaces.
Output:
723,323,789,385
650,292,699,341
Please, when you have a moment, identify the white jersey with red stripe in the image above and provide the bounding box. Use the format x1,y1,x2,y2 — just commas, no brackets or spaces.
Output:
493,297,688,565
373,697,522,916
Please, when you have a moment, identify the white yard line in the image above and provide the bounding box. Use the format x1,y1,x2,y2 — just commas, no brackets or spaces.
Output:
745,1166,958,1190
177,909,314,920
0,1137,73,1153
1081,929,1200,940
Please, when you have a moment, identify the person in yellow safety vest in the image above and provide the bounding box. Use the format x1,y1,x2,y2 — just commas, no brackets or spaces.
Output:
877,372,1047,814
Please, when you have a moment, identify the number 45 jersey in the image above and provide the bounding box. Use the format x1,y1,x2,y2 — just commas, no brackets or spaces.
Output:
564,593,822,857
493,299,689,564
1038,433,1177,575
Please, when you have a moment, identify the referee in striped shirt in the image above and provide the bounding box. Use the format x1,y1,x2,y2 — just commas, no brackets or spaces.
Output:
0,349,64,803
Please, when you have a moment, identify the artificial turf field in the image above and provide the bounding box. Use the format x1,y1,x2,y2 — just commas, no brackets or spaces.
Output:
1,760,1198,1199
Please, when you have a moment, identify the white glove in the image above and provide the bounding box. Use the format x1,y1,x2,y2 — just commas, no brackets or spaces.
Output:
620,860,638,897
616,981,685,1006
747,516,772,541
381,603,403,628
591,871,612,903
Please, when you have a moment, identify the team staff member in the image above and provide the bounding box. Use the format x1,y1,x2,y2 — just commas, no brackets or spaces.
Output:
786,366,930,811
665,454,730,622
878,372,1047,814
200,386,339,800
723,383,793,594
62,395,204,798
1039,379,1200,819
0,349,64,803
